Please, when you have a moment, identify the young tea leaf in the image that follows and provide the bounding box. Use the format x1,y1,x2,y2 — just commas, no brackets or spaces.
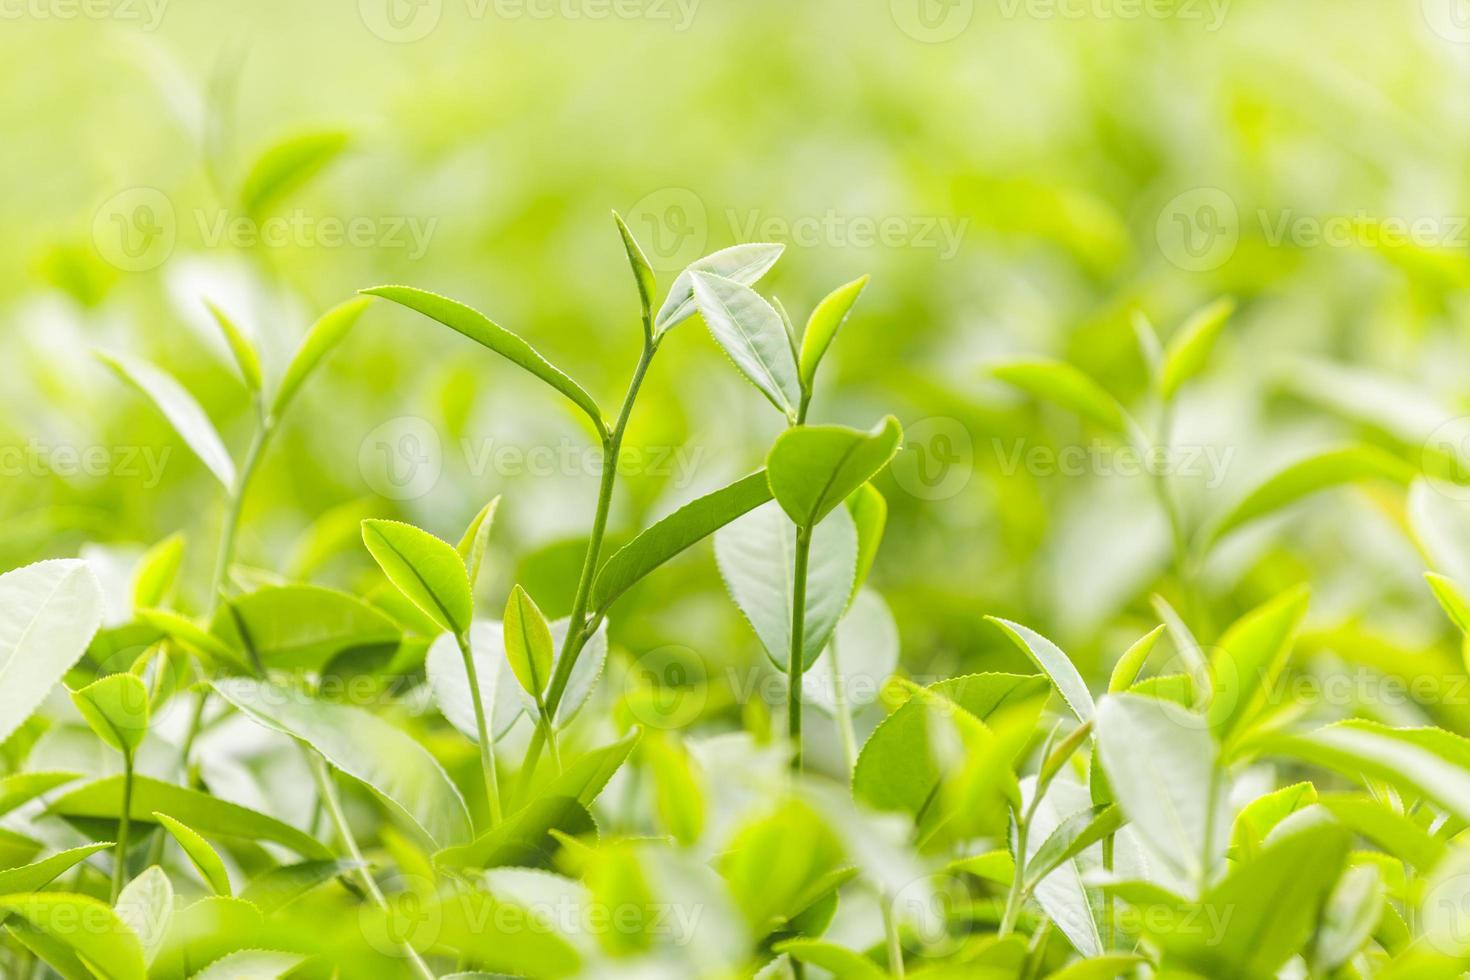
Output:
457,496,501,592
98,352,236,488
0,893,147,980
154,811,232,896
988,616,1097,723
653,242,784,336
271,297,371,421
131,532,185,609
0,559,105,745
1108,624,1164,692
69,673,150,756
691,271,802,417
846,482,887,599
991,358,1130,435
1158,296,1234,400
203,300,263,392
766,417,903,528
237,130,350,219
504,585,555,701
362,519,474,636
613,211,656,323
798,275,869,392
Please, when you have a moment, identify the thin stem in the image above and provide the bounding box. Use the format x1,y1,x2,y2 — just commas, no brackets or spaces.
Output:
309,751,436,980
540,712,563,774
882,891,905,979
1101,834,1116,949
110,752,135,903
518,338,656,796
787,525,813,772
455,631,501,827
999,794,1041,938
829,633,858,772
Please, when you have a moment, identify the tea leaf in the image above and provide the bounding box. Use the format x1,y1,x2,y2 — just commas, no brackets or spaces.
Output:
238,858,363,913
1426,572,1470,634
772,939,886,980
1107,624,1164,692
192,950,304,980
803,587,898,717
1021,777,1103,956
214,678,471,846
237,130,349,218
0,559,105,745
1317,793,1444,871
0,772,80,819
69,674,150,755
208,585,401,672
846,482,887,599
0,842,111,895
457,496,501,593
47,775,332,859
591,470,773,612
1159,296,1234,400
271,297,371,421
1095,693,1228,890
362,285,605,435
504,586,555,701
691,271,802,417
362,519,474,635
154,812,232,896
1207,585,1310,747
1208,446,1414,546
98,353,236,488
715,500,857,670
991,359,1130,435
203,300,262,392
115,866,172,965
644,734,704,845
1229,781,1316,860
988,616,1096,723
0,893,146,980
1024,803,1122,893
138,608,253,674
798,275,869,392
426,623,516,743
613,211,656,322
1312,864,1385,974
653,242,784,336
767,417,903,528
131,532,185,609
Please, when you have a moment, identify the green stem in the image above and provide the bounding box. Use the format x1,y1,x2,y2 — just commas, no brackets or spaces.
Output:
540,711,563,774
1101,833,1116,949
787,525,813,772
455,631,502,827
309,751,436,980
110,752,134,903
999,795,1041,938
882,891,905,979
829,633,858,772
518,339,656,795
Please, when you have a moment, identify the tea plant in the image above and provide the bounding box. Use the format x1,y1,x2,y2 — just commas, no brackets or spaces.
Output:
4,218,1470,980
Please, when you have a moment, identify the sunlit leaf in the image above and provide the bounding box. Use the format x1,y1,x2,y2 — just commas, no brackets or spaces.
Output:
0,559,105,745
97,353,235,488
767,417,903,528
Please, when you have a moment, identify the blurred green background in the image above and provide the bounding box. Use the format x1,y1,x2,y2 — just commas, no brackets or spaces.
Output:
5,0,1470,726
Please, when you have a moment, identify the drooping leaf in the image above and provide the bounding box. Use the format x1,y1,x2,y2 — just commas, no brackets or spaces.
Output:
203,300,262,392
154,812,232,896
361,519,474,635
988,616,1096,723
591,471,773,612
846,482,887,599
613,211,656,321
1207,585,1310,748
271,297,370,420
1208,446,1414,546
97,353,235,488
653,242,784,336
715,501,857,670
69,673,150,755
0,559,105,744
797,275,869,392
208,585,401,672
0,772,80,818
1159,296,1234,400
47,775,332,859
766,417,903,528
362,285,604,435
457,496,501,592
691,271,801,417
991,358,1130,435
0,893,147,980
504,586,554,702
1095,693,1228,891
237,130,349,218
213,678,471,847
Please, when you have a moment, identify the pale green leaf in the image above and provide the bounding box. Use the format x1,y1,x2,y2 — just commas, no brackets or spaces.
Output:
767,417,903,528
1159,296,1234,400
131,533,185,609
1108,624,1164,693
988,616,1096,722
208,585,400,672
1207,585,1310,747
271,297,370,420
69,674,150,755
457,496,500,593
798,275,869,392
98,353,235,488
846,482,887,599
653,242,784,336
203,300,262,392
237,130,349,218
613,211,656,321
0,559,105,745
115,866,172,965
504,586,554,701
0,893,146,980
362,519,474,635
691,271,801,416
991,358,1129,434
154,811,232,896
